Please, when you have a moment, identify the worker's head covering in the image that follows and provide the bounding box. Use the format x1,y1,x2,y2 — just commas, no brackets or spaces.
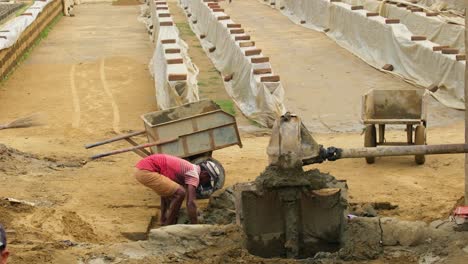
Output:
197,160,222,198
200,160,221,182
0,224,6,250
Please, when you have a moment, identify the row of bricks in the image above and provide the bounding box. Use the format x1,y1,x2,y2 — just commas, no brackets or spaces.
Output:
154,1,188,81
192,0,280,83
293,1,466,61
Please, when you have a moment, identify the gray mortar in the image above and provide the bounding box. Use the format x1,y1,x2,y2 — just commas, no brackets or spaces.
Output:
239,165,348,258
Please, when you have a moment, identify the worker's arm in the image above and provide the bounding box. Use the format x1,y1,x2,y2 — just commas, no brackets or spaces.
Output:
186,185,198,224
160,197,167,224
163,186,186,225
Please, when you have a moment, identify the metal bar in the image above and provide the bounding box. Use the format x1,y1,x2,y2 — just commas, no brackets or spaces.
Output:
378,124,385,144
85,130,146,149
90,138,178,160
340,144,468,159
406,124,413,144
465,8,468,205
144,109,226,128
363,119,421,125
125,138,151,156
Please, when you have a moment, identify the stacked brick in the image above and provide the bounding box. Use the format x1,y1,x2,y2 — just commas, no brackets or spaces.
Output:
0,0,63,80
148,0,199,110
181,0,286,127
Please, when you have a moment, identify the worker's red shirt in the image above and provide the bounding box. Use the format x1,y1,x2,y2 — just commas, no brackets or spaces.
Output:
135,154,200,187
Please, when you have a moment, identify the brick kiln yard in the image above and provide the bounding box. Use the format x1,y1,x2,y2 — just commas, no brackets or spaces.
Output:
0,0,467,263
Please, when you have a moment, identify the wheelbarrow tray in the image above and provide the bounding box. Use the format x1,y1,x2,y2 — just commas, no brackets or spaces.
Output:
141,100,242,159
361,89,427,125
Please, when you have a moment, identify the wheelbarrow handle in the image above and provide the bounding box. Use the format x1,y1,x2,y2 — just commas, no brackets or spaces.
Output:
85,130,147,149
90,137,178,160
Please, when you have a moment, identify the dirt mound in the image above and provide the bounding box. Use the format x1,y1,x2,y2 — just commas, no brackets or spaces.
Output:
200,187,236,225
0,144,85,175
0,199,35,226
62,211,100,243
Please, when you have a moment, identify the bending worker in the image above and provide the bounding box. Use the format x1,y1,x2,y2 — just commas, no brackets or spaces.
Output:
134,154,220,226
0,224,9,264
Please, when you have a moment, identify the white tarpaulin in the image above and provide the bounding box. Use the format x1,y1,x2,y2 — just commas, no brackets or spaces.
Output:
260,0,466,110
148,0,199,110
181,0,286,127
0,0,54,51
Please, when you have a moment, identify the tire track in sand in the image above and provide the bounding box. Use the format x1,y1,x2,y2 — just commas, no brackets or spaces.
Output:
70,64,81,128
99,58,121,134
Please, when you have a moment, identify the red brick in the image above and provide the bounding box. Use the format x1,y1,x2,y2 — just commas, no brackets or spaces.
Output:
351,6,363,10
441,48,459,54
385,19,400,24
253,68,272,75
161,39,176,44
230,29,245,34
410,7,423,12
168,74,187,81
224,73,234,82
167,58,184,64
456,54,466,61
239,41,255,47
245,49,262,56
261,76,280,82
251,57,269,63
165,48,181,54
411,36,426,41
382,64,394,71
235,35,250,41
432,45,450,51
160,21,174,26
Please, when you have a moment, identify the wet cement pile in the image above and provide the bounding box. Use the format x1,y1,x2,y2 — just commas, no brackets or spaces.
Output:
0,144,85,175
255,165,347,192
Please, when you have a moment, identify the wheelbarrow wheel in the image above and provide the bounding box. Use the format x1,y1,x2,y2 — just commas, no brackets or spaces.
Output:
191,156,226,199
364,125,377,164
414,125,426,165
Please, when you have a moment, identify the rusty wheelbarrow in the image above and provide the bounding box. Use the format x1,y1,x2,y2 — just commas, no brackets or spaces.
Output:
362,89,428,164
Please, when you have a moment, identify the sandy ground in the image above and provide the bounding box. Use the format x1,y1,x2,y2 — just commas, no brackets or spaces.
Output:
0,1,466,263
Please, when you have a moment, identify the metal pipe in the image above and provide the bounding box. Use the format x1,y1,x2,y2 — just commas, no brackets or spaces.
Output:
465,7,468,205
90,138,177,160
85,130,146,149
339,144,468,159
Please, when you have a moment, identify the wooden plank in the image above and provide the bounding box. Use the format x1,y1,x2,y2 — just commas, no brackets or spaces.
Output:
165,48,181,53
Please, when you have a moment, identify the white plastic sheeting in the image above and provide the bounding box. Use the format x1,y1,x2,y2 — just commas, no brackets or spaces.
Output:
261,0,466,110
148,0,199,110
0,0,55,51
181,0,286,127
